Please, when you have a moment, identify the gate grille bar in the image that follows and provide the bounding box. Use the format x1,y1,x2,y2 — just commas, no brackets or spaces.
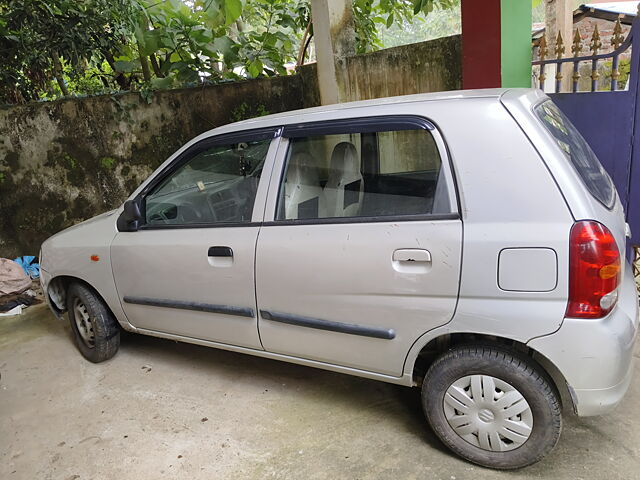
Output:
533,10,637,93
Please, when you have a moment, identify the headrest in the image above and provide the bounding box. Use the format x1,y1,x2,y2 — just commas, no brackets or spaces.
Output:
330,142,359,174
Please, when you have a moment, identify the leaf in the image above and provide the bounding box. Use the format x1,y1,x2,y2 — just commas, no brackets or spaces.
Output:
247,58,262,78
424,0,434,14
139,29,162,57
113,60,136,73
212,36,238,61
190,28,213,46
202,3,225,29
413,0,423,15
224,0,243,26
386,13,394,28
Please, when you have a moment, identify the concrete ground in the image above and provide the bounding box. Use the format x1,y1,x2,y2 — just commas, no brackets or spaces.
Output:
1,305,639,480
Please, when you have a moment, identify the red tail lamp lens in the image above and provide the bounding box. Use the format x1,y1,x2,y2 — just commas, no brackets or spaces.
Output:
566,221,621,318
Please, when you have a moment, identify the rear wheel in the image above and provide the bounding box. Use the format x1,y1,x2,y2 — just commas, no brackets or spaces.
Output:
422,345,562,469
67,283,120,363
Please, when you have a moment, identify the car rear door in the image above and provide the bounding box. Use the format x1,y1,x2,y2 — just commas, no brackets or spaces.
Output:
255,116,462,377
110,128,280,349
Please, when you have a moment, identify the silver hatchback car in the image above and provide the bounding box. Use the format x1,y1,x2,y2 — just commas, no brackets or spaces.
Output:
40,88,639,469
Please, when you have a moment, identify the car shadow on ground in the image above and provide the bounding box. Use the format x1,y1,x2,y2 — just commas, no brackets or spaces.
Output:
116,324,451,454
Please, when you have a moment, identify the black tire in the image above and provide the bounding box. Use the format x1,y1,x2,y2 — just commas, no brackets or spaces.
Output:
66,282,120,363
422,345,562,470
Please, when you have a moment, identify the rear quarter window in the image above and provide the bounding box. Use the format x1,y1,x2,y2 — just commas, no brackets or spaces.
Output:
534,101,615,208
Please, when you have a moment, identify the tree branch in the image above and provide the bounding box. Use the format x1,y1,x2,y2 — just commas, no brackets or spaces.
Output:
296,18,313,67
51,51,69,96
150,53,164,77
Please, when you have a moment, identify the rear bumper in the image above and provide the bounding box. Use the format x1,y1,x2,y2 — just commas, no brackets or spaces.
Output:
570,360,634,416
528,265,639,416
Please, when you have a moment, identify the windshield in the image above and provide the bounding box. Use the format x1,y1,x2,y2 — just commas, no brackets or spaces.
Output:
534,100,615,208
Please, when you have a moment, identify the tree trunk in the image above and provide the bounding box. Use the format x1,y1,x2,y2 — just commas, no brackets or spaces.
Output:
103,50,129,89
138,42,152,82
51,51,69,96
150,54,164,77
309,0,356,104
296,19,313,67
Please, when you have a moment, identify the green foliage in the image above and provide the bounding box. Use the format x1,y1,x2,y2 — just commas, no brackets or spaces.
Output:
230,102,270,122
100,157,117,169
64,154,77,169
39,59,115,100
378,1,460,49
1,0,458,104
0,0,136,103
353,0,459,53
601,59,631,90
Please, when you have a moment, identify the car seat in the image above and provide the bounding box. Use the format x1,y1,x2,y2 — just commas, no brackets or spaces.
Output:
284,152,323,219
321,142,363,218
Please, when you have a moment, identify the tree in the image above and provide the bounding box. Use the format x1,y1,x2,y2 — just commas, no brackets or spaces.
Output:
0,0,136,103
353,0,460,54
0,0,460,104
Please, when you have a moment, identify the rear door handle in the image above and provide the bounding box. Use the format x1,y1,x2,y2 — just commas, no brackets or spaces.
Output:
208,246,233,257
393,249,431,263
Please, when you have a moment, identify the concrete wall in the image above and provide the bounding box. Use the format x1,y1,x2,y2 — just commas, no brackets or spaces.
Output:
0,76,306,257
341,35,461,101
0,35,461,258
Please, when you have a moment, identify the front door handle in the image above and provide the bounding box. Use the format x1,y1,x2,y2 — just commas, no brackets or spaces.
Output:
208,246,233,257
392,249,432,273
392,249,431,263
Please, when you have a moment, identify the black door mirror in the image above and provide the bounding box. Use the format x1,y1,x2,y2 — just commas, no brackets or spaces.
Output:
117,199,143,232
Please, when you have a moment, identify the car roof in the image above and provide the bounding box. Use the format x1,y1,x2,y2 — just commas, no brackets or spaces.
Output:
206,88,522,137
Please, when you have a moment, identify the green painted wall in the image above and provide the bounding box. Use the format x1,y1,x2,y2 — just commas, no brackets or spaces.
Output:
500,0,532,87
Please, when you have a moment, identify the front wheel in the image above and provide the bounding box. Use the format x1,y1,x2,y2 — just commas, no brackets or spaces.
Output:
422,345,562,469
67,282,120,363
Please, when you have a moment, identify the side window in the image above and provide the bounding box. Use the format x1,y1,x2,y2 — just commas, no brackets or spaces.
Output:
145,138,271,226
276,127,449,221
534,100,615,208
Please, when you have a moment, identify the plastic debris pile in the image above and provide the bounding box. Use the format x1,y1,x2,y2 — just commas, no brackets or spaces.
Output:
0,257,42,316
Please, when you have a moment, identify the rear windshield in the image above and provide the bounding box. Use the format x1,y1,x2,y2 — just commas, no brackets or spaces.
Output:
534,100,615,208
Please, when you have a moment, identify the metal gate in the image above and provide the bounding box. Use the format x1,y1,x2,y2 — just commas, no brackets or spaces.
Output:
533,11,640,285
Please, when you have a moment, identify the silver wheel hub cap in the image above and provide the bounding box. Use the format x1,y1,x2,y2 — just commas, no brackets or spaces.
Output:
73,298,95,348
443,375,533,452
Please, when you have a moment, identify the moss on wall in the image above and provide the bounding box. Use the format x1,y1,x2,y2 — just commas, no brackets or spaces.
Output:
0,36,461,258
0,75,306,257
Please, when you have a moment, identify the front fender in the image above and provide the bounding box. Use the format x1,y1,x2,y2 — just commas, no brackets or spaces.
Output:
39,209,135,331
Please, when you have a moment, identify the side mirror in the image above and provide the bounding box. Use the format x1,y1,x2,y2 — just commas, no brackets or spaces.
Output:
117,199,143,232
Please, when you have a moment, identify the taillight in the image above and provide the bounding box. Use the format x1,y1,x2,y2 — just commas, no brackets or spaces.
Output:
566,221,621,318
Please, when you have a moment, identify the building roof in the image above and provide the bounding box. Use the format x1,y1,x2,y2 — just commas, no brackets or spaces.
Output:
533,1,637,36
583,1,639,16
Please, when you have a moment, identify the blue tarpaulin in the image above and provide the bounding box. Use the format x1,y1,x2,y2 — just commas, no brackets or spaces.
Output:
13,256,40,279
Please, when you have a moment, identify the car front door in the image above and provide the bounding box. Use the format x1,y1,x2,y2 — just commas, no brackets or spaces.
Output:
256,116,462,376
110,128,279,349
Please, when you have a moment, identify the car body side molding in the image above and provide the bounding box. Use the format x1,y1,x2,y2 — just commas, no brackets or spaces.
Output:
123,296,254,318
260,310,396,340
